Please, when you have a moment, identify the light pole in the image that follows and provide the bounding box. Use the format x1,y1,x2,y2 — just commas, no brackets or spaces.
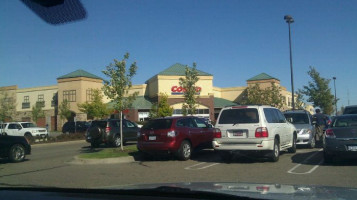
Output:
333,77,337,115
284,15,295,110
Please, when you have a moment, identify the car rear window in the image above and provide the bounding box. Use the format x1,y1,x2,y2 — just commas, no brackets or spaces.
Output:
284,113,310,124
90,121,108,128
142,119,173,130
218,108,259,124
333,116,357,127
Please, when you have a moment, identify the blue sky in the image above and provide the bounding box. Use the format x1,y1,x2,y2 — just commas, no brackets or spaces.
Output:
1,0,356,107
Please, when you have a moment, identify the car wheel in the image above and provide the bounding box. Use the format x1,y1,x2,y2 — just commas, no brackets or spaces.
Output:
324,151,334,163
24,133,34,144
288,134,297,153
269,138,280,162
112,135,121,147
309,136,316,149
9,144,26,162
177,140,192,161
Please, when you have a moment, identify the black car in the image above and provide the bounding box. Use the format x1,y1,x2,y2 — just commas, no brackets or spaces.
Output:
62,121,90,133
86,119,140,148
323,114,357,163
0,134,31,162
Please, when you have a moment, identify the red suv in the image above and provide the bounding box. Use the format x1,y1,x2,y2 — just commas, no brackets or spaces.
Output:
137,116,216,160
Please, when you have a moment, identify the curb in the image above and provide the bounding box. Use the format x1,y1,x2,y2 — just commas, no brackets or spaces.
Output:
32,140,86,148
69,155,136,165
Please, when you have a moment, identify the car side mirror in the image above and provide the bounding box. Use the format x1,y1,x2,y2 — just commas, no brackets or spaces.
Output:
208,124,213,128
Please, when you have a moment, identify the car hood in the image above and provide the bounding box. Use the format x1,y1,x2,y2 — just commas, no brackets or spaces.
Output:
109,182,357,200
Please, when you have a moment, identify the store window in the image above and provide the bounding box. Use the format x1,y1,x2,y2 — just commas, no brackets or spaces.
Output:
63,90,76,102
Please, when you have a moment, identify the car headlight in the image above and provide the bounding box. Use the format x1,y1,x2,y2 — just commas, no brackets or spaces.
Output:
32,130,38,133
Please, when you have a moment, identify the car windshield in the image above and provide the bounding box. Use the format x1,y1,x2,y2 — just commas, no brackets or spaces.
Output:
218,108,259,124
1,0,357,198
20,123,37,128
284,113,310,124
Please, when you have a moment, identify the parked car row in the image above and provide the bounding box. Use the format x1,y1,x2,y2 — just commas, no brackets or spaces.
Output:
86,105,299,162
84,104,357,163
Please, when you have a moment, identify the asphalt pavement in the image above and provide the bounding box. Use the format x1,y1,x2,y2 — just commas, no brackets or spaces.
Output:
1,140,357,189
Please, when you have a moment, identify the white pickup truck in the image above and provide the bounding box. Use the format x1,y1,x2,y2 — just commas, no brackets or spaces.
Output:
0,122,48,142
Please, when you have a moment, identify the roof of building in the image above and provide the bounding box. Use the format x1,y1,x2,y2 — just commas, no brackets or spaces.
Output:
157,63,212,76
57,69,103,80
107,96,153,110
247,73,279,81
214,97,237,108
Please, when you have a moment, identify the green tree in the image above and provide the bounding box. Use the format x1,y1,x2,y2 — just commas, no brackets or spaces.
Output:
0,91,16,122
150,93,173,118
102,53,138,150
78,89,111,119
242,83,284,109
59,99,72,121
295,90,305,110
179,63,199,116
300,66,334,115
31,103,45,124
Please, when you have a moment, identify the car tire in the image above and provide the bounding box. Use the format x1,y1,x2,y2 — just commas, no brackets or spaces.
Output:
176,140,192,161
112,135,121,147
9,144,26,162
269,138,280,162
324,151,334,163
24,133,34,144
288,134,297,153
89,127,102,139
309,136,316,149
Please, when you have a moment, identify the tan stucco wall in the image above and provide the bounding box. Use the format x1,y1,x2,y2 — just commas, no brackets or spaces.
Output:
57,77,103,113
16,85,58,111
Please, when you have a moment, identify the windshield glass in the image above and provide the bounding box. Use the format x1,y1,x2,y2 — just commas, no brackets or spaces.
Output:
284,113,310,124
218,108,259,124
1,0,357,198
332,116,357,127
142,119,173,130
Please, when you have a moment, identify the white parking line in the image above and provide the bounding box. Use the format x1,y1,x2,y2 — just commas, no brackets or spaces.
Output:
184,162,220,170
287,149,323,175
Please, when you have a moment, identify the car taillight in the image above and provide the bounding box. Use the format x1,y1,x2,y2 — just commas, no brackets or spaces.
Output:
106,126,111,134
214,128,222,138
325,129,336,138
255,127,268,138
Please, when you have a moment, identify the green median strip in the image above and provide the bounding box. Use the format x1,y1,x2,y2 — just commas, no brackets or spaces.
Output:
79,145,138,159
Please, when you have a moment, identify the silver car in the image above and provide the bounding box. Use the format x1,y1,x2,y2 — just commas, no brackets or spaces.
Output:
283,110,316,148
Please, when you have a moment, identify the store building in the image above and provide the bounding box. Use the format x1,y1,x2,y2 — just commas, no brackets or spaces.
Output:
0,63,296,131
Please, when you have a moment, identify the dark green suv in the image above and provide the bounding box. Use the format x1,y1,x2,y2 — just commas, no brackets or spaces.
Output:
85,119,140,148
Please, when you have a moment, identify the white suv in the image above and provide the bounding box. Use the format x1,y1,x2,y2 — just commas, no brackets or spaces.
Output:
213,105,297,162
1,122,48,142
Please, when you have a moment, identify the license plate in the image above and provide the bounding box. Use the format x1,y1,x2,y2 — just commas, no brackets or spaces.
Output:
149,136,156,141
232,131,244,136
348,146,357,151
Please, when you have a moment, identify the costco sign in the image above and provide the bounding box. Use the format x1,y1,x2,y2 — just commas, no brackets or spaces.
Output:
171,86,202,95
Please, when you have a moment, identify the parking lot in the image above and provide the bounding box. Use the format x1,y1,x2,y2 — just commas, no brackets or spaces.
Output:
1,141,357,189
